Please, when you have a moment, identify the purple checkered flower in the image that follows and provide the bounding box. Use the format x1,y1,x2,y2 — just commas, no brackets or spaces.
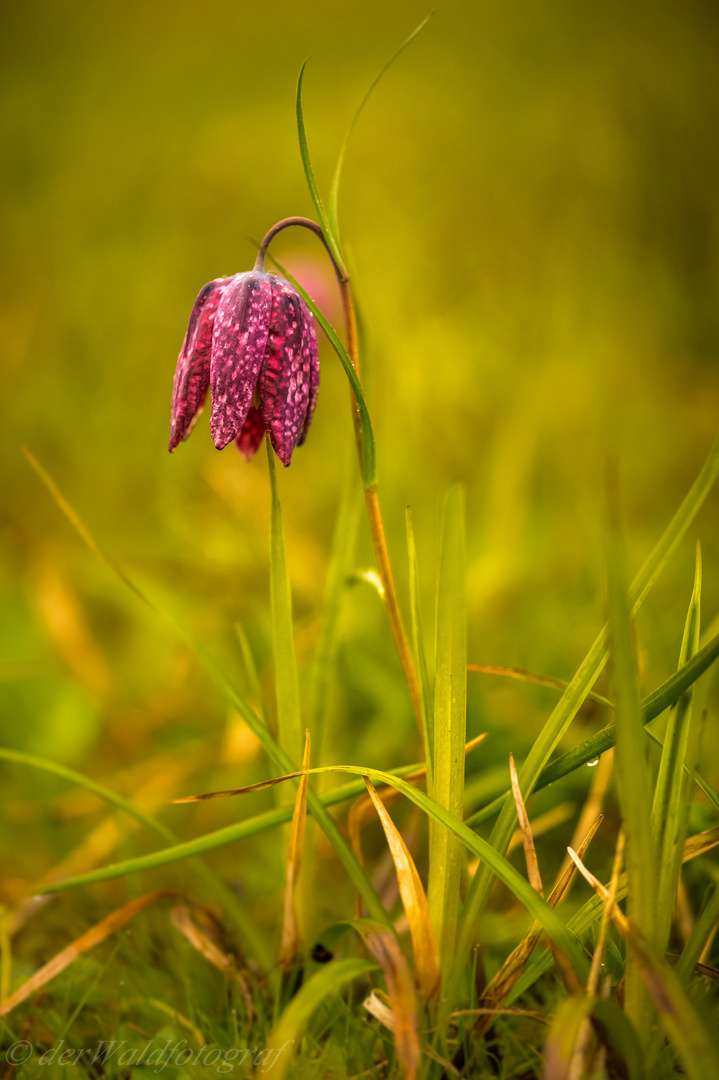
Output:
169,270,319,466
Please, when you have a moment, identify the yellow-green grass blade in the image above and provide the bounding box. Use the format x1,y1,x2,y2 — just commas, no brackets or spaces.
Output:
652,544,702,956
406,507,433,787
427,485,467,998
606,480,656,1037
675,883,719,987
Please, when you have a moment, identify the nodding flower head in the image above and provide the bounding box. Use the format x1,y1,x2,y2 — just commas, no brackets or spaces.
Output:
169,270,319,466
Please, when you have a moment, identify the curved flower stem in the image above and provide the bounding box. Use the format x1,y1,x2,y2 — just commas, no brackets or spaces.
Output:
259,217,425,741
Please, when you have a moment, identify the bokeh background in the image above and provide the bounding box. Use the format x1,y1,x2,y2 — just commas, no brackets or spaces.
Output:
2,0,718,925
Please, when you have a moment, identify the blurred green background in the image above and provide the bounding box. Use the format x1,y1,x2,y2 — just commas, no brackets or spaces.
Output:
1,0,718,916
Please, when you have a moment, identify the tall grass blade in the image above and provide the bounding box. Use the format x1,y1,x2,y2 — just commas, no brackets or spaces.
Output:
267,440,303,764
652,543,702,956
453,433,719,996
428,485,467,997
606,478,656,1037
406,507,433,784
328,13,433,242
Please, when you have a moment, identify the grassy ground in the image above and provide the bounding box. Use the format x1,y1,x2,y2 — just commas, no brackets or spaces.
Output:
1,1,718,1076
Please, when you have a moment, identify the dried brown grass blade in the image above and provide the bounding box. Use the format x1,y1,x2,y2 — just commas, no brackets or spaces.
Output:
364,929,420,1080
364,778,440,1000
364,989,460,1076
348,735,485,919
278,731,311,972
467,664,613,710
471,815,603,1039
171,771,305,803
682,825,719,862
0,891,172,1017
509,753,543,896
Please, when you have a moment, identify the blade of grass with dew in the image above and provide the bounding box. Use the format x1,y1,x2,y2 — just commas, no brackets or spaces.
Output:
267,440,303,765
24,452,389,928
453,432,719,996
328,13,434,242
268,957,380,1080
606,476,656,1037
652,543,702,958
263,251,376,486
295,60,344,274
428,485,467,1000
406,507,433,786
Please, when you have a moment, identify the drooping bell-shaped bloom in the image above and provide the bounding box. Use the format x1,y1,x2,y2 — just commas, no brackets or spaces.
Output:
169,271,319,466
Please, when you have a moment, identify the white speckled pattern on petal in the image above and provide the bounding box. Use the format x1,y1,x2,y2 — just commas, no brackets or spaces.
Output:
297,298,319,447
258,279,309,467
209,272,273,449
169,278,229,452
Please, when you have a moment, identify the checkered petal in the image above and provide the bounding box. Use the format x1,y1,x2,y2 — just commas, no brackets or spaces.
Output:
209,272,273,450
258,279,311,467
297,298,319,447
169,278,229,452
